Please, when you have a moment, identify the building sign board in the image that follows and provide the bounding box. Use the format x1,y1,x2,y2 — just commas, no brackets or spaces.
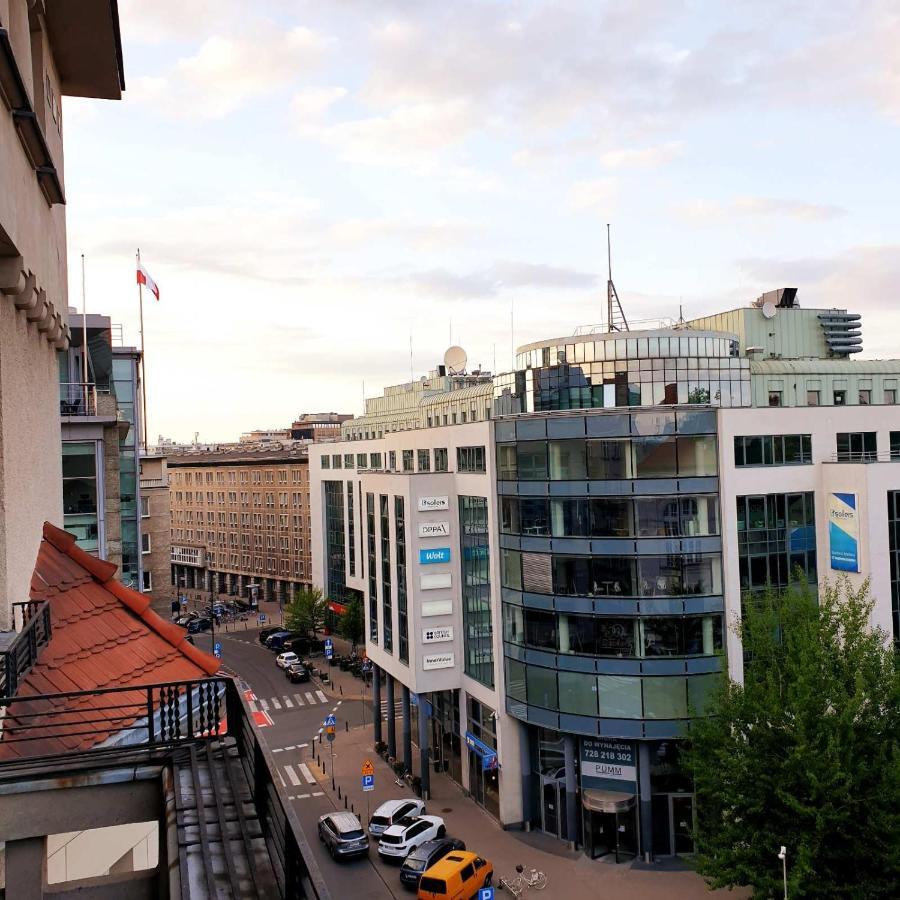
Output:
419,547,451,565
422,625,454,644
422,599,453,617
829,492,860,572
419,521,451,538
465,731,499,771
418,496,449,511
581,738,637,793
423,652,455,671
420,572,452,590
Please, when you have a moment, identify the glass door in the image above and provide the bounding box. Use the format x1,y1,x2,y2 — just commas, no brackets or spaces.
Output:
672,795,695,855
541,780,559,836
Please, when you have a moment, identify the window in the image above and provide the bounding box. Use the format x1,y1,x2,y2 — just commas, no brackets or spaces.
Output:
859,389,871,405
321,456,330,469
734,434,812,466
587,439,632,479
347,482,355,577
141,570,152,592
388,450,396,470
367,493,377,643
457,446,486,473
885,389,896,405
888,492,900,646
396,497,409,664
331,454,342,469
380,495,392,653
141,533,151,554
357,453,366,468
834,389,846,405
417,449,431,472
402,450,414,472
62,441,100,553
140,496,150,518
632,436,677,478
460,497,493,687
548,440,586,479
434,448,448,472
768,390,782,407
836,432,877,462
807,390,820,406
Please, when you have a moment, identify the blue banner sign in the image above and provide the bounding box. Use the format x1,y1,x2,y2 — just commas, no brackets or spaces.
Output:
465,731,499,771
419,547,451,565
829,492,860,572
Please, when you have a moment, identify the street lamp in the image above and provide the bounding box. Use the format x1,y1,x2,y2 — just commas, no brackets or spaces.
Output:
778,845,788,900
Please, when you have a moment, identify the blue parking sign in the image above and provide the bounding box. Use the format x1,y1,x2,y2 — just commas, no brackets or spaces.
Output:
325,647,333,660
479,888,494,900
362,774,374,791
258,613,266,623
213,642,222,658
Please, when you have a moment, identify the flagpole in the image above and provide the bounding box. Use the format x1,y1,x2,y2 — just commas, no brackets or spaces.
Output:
81,255,88,401
137,248,149,453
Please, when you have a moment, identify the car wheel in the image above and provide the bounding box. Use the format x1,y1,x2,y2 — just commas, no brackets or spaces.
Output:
437,825,446,838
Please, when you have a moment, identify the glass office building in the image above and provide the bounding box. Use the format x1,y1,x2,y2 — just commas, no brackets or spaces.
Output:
496,329,728,860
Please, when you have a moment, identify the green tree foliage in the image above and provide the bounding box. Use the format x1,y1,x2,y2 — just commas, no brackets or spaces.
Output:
685,578,900,898
337,596,364,649
284,586,327,640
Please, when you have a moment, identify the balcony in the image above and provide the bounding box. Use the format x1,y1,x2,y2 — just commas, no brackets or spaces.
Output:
59,382,98,417
0,677,330,899
0,601,52,697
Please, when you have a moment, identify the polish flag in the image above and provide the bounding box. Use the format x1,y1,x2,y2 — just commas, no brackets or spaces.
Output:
136,264,160,300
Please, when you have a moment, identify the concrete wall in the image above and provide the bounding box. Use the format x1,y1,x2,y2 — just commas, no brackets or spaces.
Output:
140,456,173,615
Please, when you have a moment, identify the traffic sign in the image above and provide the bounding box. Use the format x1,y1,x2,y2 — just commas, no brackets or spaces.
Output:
479,888,494,900
324,713,337,727
325,647,334,660
327,729,335,742
258,613,266,623
361,759,375,776
362,774,374,791
324,637,333,650
213,642,222,658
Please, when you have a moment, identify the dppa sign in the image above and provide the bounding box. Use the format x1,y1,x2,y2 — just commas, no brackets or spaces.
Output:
419,547,451,565
418,521,450,538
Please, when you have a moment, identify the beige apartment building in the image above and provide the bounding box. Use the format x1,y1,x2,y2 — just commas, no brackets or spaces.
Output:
167,445,313,609
138,452,172,614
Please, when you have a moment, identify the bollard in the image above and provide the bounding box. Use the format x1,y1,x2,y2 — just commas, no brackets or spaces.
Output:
345,721,349,732
351,802,355,814
339,685,343,695
338,786,342,800
344,795,348,809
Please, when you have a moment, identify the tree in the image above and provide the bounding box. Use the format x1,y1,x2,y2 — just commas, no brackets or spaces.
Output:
283,586,327,640
684,578,900,899
337,596,364,650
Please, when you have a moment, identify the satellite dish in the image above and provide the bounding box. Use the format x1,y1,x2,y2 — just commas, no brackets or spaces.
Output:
762,302,777,320
444,345,467,375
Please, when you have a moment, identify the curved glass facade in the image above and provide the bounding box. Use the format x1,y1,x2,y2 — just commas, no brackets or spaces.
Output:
495,408,724,740
494,329,750,414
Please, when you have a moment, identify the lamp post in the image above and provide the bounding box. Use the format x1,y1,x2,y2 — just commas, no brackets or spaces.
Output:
778,845,788,900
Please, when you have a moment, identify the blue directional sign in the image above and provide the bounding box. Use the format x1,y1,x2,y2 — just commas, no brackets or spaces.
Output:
419,547,451,565
479,888,494,900
324,637,333,649
213,642,222,658
324,713,337,727
258,613,266,623
362,774,375,792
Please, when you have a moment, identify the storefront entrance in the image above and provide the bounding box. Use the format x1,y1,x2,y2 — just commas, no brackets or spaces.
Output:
651,793,695,856
539,776,568,840
582,792,637,862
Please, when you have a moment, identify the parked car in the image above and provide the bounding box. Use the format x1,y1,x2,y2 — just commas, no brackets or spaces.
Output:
378,816,445,862
317,812,369,861
275,651,299,669
258,626,283,645
399,838,466,890
283,636,312,654
368,799,426,837
187,617,211,634
416,851,492,900
286,662,311,683
266,631,305,652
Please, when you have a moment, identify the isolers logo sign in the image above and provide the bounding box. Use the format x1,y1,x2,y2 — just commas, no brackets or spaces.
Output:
418,522,450,538
419,548,451,565
418,496,449,511
829,492,860,573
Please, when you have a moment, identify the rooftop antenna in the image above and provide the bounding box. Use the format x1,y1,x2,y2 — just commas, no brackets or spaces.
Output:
606,224,629,332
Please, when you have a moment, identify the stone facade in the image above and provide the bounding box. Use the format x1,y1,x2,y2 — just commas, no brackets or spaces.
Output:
139,455,173,616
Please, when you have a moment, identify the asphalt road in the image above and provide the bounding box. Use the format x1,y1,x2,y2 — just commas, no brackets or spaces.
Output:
216,629,405,899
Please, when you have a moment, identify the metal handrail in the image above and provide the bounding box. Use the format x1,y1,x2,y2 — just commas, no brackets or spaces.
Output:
1,601,51,697
827,450,900,463
59,381,97,416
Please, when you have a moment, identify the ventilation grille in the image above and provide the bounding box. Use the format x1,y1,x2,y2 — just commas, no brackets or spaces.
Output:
818,310,862,355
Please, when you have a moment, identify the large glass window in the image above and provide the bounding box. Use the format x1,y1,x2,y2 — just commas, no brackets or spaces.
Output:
366,493,377,643
632,436,677,478
457,446,486,473
589,498,632,536
550,497,589,537
558,670,598,715
836,432,877,461
526,666,558,710
587,439,632,479
676,435,717,475
734,434,812,466
597,674,642,718
459,496,493,687
516,442,548,479
395,496,409,664
524,608,557,650
380,495,392,653
643,677,688,719
62,441,100,553
496,444,517,479
548,440,586,479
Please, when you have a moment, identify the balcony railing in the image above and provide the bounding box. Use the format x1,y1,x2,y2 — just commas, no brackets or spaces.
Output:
0,600,51,697
0,677,330,899
828,450,900,463
59,381,97,416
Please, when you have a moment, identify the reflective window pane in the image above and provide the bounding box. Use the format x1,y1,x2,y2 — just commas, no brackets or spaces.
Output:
632,437,677,477
597,675,642,718
548,440,586,479
527,666,558,709
587,439,632,479
643,676,687,719
558,671,598,715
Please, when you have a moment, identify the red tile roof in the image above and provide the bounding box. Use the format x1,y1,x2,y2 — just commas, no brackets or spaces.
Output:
0,523,219,760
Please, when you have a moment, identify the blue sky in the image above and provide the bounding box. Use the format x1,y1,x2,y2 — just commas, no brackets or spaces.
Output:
63,0,900,441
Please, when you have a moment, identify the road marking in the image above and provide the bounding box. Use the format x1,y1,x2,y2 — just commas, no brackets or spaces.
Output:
259,698,269,711
336,701,342,707
278,770,285,788
273,748,284,754
298,763,316,784
285,765,301,787
315,690,327,703
284,696,294,708
289,793,311,800
293,693,305,706
272,697,282,710
305,692,315,704
312,791,324,797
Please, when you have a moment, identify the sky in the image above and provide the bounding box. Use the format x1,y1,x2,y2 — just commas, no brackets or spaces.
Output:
63,0,900,443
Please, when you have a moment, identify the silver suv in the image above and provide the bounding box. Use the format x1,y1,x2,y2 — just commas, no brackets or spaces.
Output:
317,812,369,861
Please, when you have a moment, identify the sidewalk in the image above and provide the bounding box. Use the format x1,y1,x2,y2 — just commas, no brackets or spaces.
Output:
304,653,742,900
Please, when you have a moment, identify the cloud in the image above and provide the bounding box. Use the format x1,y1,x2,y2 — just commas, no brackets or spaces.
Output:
130,26,328,118
600,141,684,169
683,195,846,223
568,178,619,212
290,86,348,122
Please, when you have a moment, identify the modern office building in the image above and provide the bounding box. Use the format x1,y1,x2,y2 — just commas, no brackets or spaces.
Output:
59,311,144,589
310,291,900,863
167,443,313,608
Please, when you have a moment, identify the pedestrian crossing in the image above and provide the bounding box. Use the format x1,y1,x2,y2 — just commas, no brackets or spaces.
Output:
258,691,328,713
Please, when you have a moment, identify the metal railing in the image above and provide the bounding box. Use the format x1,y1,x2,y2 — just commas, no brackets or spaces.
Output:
1,601,51,697
0,676,330,899
828,450,900,464
59,381,97,416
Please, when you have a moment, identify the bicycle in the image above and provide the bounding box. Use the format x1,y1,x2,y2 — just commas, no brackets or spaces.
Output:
498,864,549,895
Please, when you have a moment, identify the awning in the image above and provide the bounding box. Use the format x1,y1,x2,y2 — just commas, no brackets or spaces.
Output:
582,789,636,814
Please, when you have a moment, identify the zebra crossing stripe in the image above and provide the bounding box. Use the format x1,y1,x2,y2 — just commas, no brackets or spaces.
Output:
272,697,282,710
259,699,269,711
284,697,294,708
315,690,327,703
305,692,315,704
293,693,305,706
298,763,316,785
285,765,301,787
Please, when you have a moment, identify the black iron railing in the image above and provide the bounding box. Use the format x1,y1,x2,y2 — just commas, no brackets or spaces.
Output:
1,601,51,697
0,677,330,900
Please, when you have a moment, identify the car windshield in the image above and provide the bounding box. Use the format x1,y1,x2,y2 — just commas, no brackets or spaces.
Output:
370,816,389,826
380,833,403,845
340,829,364,840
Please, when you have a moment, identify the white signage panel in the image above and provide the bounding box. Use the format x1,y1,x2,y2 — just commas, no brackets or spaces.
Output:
418,521,451,538
422,626,454,644
421,599,453,617
418,496,449,511
422,652,455,671
420,572,452,590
